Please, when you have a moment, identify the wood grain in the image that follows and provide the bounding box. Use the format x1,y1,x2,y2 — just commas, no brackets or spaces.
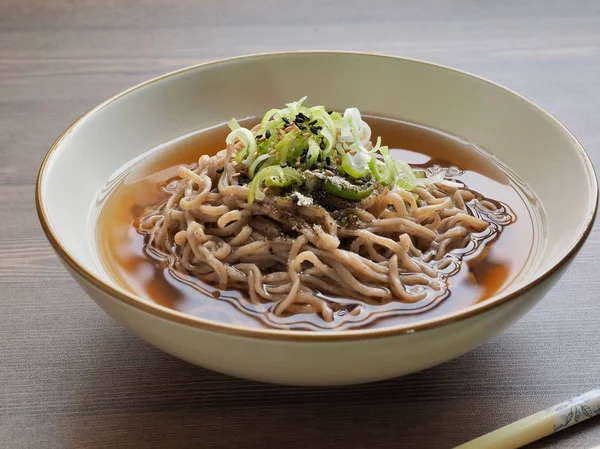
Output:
1,1,599,447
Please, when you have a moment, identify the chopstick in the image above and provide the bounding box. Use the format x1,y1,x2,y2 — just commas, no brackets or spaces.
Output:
455,388,600,449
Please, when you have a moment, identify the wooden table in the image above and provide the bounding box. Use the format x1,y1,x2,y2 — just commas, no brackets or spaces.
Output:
1,1,599,447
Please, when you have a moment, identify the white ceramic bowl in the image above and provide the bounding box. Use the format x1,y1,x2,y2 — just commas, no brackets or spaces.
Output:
37,52,597,386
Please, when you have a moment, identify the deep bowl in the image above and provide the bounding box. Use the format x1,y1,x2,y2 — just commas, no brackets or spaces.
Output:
37,52,597,385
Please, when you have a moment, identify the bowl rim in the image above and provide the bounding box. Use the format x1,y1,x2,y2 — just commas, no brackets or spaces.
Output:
36,51,598,341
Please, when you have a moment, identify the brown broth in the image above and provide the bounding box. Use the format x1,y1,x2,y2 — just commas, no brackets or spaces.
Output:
94,117,545,331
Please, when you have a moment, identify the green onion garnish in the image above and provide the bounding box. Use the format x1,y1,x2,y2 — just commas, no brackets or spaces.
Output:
224,97,444,202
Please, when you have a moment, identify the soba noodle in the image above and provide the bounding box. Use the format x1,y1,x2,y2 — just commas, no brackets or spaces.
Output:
138,139,513,323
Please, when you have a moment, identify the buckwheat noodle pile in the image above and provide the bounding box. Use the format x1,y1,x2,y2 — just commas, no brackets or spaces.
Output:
138,143,513,323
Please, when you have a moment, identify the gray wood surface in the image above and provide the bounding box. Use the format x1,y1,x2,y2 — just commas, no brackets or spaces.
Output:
1,1,599,447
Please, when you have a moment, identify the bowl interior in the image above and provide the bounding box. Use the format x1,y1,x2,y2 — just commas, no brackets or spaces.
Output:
38,52,597,321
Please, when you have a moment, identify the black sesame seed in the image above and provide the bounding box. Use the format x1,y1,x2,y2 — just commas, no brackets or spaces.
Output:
265,130,271,138
280,162,288,168
320,141,326,150
298,124,306,130
300,154,307,163
317,154,322,162
327,110,334,115
314,125,323,130
282,117,290,124
294,116,305,123
255,134,263,139
216,167,224,174
308,119,317,126
301,148,308,155
310,126,318,135
298,112,307,118
326,156,331,165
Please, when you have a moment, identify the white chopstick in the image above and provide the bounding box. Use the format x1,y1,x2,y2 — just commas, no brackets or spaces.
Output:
455,388,600,449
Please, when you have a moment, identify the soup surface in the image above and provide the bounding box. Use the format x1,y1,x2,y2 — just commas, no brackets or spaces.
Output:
94,116,545,331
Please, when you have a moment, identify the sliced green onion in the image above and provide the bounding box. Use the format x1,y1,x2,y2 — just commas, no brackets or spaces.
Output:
287,141,307,161
297,106,312,119
310,106,336,140
248,166,302,203
324,178,374,200
235,148,245,164
338,114,353,143
265,167,302,187
227,118,241,131
417,171,445,185
284,96,307,115
346,110,366,151
395,159,420,190
306,106,335,154
260,108,280,129
274,130,298,163
256,138,271,156
248,154,273,178
226,97,439,202
342,108,372,151
370,136,382,153
319,127,335,155
369,158,389,184
226,128,258,167
369,147,396,185
341,152,369,178
305,139,320,168
395,178,414,191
